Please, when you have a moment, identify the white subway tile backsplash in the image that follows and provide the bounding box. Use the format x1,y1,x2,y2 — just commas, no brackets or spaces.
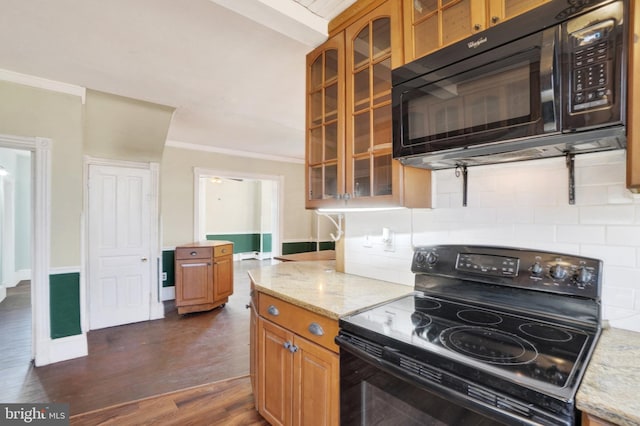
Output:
344,153,640,333
580,205,636,224
556,225,605,244
606,226,640,246
581,245,636,267
602,286,636,309
534,206,579,225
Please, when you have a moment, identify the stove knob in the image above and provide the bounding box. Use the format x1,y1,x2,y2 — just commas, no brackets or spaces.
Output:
574,266,593,286
549,263,568,280
530,262,543,275
425,251,438,266
415,252,426,266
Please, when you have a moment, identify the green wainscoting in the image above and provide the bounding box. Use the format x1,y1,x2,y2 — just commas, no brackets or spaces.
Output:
162,250,175,288
281,241,335,255
206,233,272,253
49,272,81,339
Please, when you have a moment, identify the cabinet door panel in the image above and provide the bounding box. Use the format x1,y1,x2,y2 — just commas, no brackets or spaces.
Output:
175,260,212,306
305,33,345,209
259,319,293,426
213,254,233,300
293,336,340,426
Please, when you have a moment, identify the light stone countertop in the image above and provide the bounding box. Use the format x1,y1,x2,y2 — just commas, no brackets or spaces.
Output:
247,260,414,320
576,327,640,425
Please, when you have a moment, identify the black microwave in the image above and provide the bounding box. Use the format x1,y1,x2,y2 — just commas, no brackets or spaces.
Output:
392,0,627,170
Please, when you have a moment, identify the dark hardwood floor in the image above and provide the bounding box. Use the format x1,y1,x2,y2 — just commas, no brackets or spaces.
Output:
0,259,271,420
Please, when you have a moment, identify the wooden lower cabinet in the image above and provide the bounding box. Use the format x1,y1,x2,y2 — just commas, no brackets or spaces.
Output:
254,292,339,426
581,412,616,426
174,241,233,315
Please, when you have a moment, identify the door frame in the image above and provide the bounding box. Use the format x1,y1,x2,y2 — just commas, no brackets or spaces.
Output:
83,156,164,333
0,134,51,365
193,168,283,257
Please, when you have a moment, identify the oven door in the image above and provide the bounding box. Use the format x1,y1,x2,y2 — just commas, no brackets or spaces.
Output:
336,333,574,426
393,27,558,159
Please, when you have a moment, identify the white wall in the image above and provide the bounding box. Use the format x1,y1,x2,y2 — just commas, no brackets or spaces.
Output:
344,150,640,333
205,179,261,234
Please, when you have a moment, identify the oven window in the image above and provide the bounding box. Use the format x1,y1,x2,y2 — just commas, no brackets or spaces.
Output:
401,48,542,151
341,346,505,425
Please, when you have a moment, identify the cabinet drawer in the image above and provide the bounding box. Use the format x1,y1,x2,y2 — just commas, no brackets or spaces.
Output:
214,244,233,257
259,293,339,353
175,247,212,260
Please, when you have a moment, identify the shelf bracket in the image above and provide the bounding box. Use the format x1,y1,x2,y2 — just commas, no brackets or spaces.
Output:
566,153,576,205
315,211,344,243
455,164,469,207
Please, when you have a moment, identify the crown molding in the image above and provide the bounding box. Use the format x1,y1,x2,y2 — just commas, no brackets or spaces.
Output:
0,68,86,104
165,140,304,164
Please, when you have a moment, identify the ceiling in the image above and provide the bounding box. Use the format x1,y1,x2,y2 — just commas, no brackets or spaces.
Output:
0,0,356,162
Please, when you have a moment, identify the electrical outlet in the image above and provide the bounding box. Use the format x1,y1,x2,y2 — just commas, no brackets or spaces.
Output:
382,227,394,252
363,234,373,248
162,272,168,281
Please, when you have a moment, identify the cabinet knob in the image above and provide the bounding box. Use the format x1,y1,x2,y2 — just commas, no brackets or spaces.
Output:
267,305,280,316
283,341,292,350
190,251,197,256
308,322,324,336
491,16,500,24
474,23,482,31
245,303,250,309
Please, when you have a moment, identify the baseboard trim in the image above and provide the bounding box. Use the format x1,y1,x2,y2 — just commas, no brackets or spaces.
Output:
162,286,175,301
36,333,88,366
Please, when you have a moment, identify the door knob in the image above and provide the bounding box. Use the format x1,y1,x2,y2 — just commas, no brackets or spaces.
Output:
141,257,148,262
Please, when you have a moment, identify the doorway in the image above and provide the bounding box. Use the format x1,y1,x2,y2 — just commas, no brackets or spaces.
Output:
0,134,51,366
193,168,282,259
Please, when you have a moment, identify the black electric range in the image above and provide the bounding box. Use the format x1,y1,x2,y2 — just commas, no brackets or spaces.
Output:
337,245,602,425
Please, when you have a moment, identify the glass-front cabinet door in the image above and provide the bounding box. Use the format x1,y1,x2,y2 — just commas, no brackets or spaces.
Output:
487,0,551,28
403,0,550,63
403,0,485,62
306,33,345,209
345,0,405,207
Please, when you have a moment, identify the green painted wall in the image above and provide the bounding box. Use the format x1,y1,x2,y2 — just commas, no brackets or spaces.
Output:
206,233,272,253
49,273,81,339
281,241,335,255
162,250,175,288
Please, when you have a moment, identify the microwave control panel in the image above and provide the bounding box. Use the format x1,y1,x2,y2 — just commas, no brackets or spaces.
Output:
569,19,616,113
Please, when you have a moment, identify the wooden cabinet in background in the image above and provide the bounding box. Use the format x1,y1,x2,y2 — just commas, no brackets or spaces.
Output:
403,0,550,62
174,241,233,315
306,0,432,209
255,292,339,426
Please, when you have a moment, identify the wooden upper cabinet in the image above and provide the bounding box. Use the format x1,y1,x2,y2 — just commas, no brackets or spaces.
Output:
403,0,550,63
306,0,431,209
488,0,551,27
306,33,345,209
344,0,430,208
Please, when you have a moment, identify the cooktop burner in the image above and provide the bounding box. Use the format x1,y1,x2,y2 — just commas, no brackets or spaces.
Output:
440,326,538,365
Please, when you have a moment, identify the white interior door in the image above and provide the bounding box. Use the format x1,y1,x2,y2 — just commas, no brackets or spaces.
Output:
88,164,151,329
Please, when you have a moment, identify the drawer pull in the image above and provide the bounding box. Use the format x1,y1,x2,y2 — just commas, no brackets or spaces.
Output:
190,251,197,256
267,305,280,316
308,322,324,336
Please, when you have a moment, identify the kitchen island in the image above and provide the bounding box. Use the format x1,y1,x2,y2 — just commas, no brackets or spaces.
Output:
577,326,640,425
248,260,413,426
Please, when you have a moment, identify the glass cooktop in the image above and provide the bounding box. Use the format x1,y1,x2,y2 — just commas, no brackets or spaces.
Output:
340,292,594,392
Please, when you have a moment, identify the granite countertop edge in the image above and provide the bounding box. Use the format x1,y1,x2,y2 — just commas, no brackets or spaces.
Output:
576,326,640,425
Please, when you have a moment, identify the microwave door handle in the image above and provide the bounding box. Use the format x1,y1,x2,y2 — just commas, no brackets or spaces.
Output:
540,28,558,132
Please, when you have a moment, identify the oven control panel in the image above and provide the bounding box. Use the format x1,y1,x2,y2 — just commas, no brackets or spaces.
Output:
412,245,602,299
